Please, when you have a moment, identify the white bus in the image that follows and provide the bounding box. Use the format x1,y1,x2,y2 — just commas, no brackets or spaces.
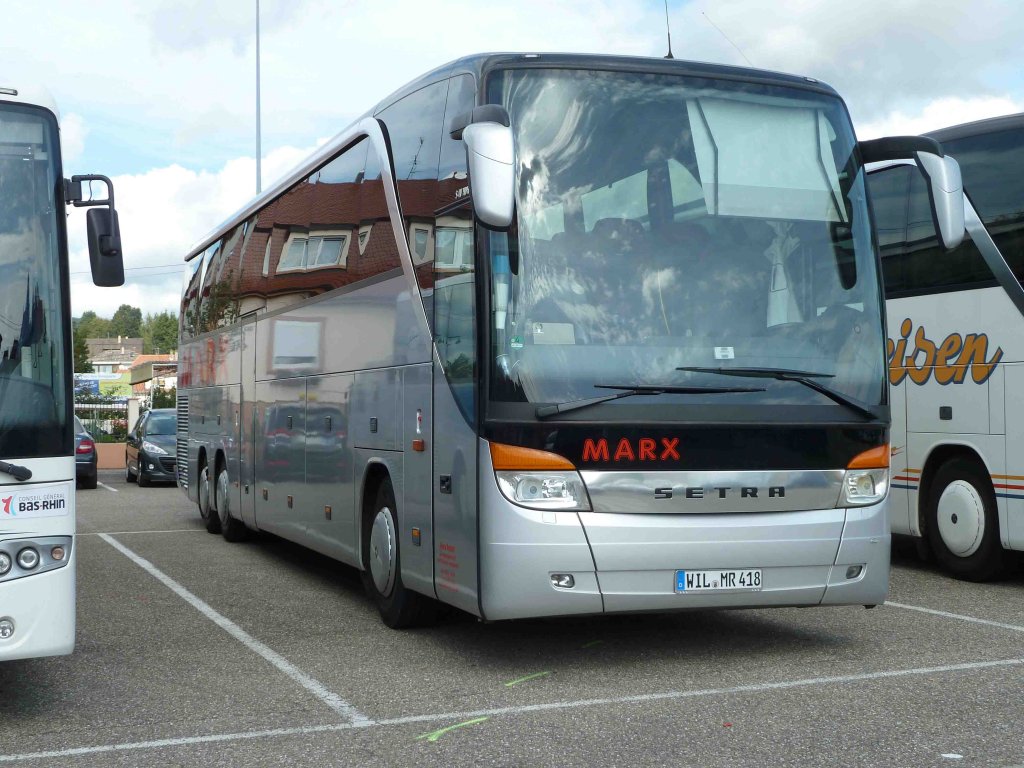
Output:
177,53,963,627
0,84,123,660
868,114,1024,581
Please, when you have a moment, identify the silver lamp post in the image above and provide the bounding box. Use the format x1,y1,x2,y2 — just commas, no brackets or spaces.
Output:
256,0,262,194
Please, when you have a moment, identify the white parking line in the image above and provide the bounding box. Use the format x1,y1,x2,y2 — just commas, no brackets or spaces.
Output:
1,656,1020,763
887,601,1024,633
78,529,204,536
97,482,119,493
98,533,371,726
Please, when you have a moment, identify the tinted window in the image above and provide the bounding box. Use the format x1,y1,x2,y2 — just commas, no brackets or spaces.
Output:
868,164,994,297
146,412,177,435
377,80,449,295
198,224,245,332
942,126,1024,281
358,140,403,282
222,136,408,316
180,249,205,340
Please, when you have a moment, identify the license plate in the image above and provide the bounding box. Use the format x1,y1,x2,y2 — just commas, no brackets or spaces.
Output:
675,569,762,593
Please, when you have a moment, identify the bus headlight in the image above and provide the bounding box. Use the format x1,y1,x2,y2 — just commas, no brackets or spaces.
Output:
16,547,40,570
495,471,591,511
0,552,10,576
841,468,888,506
142,440,168,456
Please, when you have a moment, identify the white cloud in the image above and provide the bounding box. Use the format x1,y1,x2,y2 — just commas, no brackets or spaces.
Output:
671,0,1024,125
856,96,1024,140
59,113,87,167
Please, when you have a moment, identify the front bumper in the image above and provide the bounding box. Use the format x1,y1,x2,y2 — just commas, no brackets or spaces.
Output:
477,449,889,620
0,543,76,661
139,452,177,481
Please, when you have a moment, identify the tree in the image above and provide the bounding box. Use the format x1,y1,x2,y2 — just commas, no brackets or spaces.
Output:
109,304,142,338
142,311,179,354
152,386,176,409
76,310,111,340
73,331,93,372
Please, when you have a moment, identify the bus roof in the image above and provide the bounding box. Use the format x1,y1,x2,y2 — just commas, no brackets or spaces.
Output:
928,111,1024,144
185,51,841,262
0,84,60,121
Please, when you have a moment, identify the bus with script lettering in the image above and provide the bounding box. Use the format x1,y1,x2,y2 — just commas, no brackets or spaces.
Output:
0,84,124,660
867,113,1024,581
177,53,964,627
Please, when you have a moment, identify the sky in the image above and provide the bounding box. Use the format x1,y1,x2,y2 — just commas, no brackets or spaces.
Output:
2,0,1023,320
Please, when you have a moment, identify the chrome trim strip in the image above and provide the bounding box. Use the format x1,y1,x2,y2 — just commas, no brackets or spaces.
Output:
580,469,846,513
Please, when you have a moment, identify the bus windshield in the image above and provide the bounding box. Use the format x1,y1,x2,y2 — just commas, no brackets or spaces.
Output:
0,104,69,458
486,68,885,416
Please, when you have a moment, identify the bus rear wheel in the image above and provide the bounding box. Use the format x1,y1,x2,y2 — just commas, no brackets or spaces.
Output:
197,460,221,534
216,465,249,542
360,481,436,628
926,457,1005,582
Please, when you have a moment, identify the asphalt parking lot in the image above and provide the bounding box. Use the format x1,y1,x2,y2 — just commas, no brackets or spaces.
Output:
1,470,1022,767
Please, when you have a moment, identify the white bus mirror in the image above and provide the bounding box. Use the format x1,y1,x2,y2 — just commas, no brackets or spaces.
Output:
452,105,515,229
462,122,515,229
915,152,965,251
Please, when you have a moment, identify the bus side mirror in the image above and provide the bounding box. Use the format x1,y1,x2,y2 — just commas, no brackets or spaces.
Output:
86,207,124,286
451,105,515,229
915,152,965,251
859,136,965,251
66,174,125,286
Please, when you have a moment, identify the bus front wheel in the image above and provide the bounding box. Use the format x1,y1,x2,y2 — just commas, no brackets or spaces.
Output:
926,457,1005,582
360,481,436,628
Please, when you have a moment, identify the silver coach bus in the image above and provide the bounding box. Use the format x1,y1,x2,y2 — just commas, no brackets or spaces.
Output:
176,53,966,627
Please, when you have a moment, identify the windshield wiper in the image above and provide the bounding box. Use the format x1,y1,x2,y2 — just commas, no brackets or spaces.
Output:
0,460,32,481
535,383,765,420
676,366,879,421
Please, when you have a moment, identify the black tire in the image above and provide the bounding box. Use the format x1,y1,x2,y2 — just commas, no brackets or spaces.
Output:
198,460,221,534
926,457,1006,581
81,471,98,490
137,468,151,488
125,455,137,483
216,464,249,542
360,481,436,628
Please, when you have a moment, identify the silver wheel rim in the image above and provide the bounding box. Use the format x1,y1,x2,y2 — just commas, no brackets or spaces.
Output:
369,506,397,596
217,470,230,524
198,467,210,518
937,480,985,557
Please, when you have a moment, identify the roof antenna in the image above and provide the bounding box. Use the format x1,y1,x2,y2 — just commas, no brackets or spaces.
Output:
663,0,674,59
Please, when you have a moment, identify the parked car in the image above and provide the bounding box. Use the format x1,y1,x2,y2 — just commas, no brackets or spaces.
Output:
126,408,177,487
74,415,97,489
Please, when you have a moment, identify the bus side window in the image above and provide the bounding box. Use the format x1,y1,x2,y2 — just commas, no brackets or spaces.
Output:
376,79,449,295
180,253,205,341
869,164,994,297
260,138,368,311
867,164,911,297
433,74,478,422
199,224,245,332
942,126,1024,283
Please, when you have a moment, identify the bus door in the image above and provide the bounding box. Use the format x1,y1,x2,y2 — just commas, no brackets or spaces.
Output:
430,271,480,614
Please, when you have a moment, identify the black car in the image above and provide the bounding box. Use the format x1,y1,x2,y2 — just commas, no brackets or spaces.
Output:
126,408,177,487
74,415,97,489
